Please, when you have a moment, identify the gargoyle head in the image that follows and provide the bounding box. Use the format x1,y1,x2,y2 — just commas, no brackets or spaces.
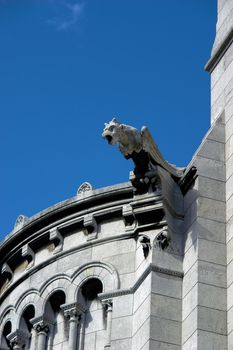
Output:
102,117,122,145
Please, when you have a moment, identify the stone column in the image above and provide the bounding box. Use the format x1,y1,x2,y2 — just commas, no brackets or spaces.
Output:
7,330,29,350
102,299,113,349
61,302,85,350
31,316,51,350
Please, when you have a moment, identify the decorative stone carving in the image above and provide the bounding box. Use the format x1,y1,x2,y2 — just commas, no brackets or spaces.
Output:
83,214,97,240
7,330,30,349
155,228,170,250
122,204,135,228
49,227,63,253
61,302,85,320
77,182,93,195
14,215,28,230
138,235,151,258
102,118,184,193
1,263,13,282
22,244,35,269
31,316,52,334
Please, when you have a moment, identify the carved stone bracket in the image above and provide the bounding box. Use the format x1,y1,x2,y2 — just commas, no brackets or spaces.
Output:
138,235,151,258
122,204,135,231
1,263,13,282
155,228,170,250
49,227,63,253
22,244,35,269
31,316,53,335
61,302,85,322
7,329,30,349
83,214,97,240
102,299,113,315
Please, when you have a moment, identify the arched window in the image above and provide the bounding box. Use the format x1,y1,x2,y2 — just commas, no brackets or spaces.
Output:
19,305,35,349
79,278,104,350
0,321,12,350
44,290,66,349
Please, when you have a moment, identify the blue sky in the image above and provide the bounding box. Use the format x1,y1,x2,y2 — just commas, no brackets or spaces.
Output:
0,0,216,238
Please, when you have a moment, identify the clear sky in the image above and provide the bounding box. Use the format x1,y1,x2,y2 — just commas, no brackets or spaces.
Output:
0,0,216,238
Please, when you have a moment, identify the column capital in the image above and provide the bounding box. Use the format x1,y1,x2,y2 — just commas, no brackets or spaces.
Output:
102,299,113,312
31,315,53,334
61,302,85,322
7,329,30,348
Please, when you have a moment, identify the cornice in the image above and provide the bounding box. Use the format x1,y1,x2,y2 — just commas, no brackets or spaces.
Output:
205,27,233,73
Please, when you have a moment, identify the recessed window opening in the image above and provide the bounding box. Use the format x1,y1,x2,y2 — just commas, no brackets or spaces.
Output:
81,278,103,301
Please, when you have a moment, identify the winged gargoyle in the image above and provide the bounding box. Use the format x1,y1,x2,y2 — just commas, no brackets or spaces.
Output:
102,118,184,192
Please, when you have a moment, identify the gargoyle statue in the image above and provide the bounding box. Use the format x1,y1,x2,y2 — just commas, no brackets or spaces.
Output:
102,118,184,192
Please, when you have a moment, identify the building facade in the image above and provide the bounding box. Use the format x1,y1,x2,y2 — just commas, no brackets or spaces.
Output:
0,0,233,349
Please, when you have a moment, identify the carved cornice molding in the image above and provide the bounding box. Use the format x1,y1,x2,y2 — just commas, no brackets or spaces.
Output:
98,263,183,300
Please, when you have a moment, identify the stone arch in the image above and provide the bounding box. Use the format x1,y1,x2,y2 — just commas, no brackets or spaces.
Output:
0,307,14,348
71,261,119,300
15,290,41,327
0,307,15,332
40,274,75,311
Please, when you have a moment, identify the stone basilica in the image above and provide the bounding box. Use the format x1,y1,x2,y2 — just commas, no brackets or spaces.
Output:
1,1,233,349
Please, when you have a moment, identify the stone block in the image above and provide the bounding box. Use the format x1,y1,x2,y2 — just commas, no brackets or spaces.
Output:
183,242,197,275
182,330,197,350
103,251,135,275
182,285,198,320
228,330,233,350
147,340,181,350
194,156,225,181
119,272,134,289
227,282,233,310
197,217,226,243
198,260,226,288
225,95,233,124
211,92,225,123
151,293,181,322
151,271,182,299
132,317,150,350
98,218,125,238
227,305,233,333
227,195,233,223
198,306,227,335
112,294,133,319
227,236,233,263
198,139,224,162
198,283,227,311
198,177,225,202
152,249,183,274
198,238,226,265
111,338,132,350
226,114,233,142
111,315,132,340
183,262,198,297
227,259,233,286
133,274,151,312
197,197,225,223
132,294,151,335
92,239,135,260
198,329,227,350
182,308,197,344
150,316,181,345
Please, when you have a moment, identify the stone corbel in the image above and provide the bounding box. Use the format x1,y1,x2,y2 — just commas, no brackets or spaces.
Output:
22,244,35,269
83,214,97,240
49,227,63,253
138,235,151,258
1,263,13,283
155,227,170,250
7,329,30,349
122,204,135,232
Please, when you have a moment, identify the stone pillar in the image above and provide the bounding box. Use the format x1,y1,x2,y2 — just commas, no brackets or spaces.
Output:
61,302,85,350
102,299,113,349
31,316,51,350
7,330,29,350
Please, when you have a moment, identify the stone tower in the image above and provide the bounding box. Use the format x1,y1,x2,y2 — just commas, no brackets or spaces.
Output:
0,1,232,350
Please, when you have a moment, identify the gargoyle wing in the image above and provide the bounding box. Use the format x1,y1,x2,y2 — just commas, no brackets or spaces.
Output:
141,126,184,178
